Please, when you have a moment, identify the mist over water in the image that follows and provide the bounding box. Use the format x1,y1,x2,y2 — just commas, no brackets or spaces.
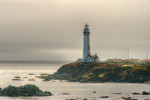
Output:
0,61,67,70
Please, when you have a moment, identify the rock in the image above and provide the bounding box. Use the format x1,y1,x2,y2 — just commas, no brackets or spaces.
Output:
100,96,109,98
132,92,140,95
28,79,36,81
29,73,36,75
36,75,52,81
19,84,40,96
36,91,52,96
111,93,122,94
121,97,137,100
142,91,150,95
0,84,52,97
43,78,51,81
62,93,70,95
92,91,96,93
44,91,52,96
14,76,21,78
1,85,19,96
40,73,52,76
0,88,2,95
12,79,22,81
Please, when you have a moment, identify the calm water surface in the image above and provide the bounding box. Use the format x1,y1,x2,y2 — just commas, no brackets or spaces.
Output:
0,62,150,100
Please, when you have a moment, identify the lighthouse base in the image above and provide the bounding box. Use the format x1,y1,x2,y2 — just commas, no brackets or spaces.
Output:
77,54,100,63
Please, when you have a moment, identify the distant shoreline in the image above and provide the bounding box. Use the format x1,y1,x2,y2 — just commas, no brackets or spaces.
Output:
0,60,68,64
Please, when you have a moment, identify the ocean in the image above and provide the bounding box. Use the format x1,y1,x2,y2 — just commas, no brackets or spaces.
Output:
0,62,150,100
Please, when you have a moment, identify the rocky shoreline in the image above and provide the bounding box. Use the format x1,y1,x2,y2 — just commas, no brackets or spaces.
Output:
1,76,150,100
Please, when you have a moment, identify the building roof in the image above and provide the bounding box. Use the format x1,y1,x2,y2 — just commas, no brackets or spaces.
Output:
125,58,140,62
106,58,122,61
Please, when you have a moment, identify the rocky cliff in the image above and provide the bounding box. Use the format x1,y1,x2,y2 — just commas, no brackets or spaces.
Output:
53,62,150,83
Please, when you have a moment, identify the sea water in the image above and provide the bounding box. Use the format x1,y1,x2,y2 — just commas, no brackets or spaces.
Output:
0,62,150,100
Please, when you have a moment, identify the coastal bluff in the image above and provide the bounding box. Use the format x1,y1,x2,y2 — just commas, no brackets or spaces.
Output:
53,62,150,83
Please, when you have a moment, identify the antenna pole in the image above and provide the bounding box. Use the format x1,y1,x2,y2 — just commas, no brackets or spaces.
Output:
128,48,130,59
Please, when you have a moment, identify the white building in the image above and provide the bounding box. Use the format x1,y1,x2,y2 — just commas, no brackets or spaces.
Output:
106,58,123,63
141,59,150,64
77,24,100,62
124,58,141,64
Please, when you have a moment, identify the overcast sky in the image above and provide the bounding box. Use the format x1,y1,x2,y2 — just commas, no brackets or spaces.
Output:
0,0,150,62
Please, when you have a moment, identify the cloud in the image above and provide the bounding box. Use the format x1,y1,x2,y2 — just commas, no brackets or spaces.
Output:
0,0,150,61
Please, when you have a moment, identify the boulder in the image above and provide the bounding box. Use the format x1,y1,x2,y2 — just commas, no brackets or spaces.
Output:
19,84,39,96
0,88,2,95
0,84,52,97
132,92,140,95
100,96,109,98
36,91,52,96
142,91,150,95
1,85,19,96
92,91,96,93
62,93,70,95
121,97,137,100
111,93,122,94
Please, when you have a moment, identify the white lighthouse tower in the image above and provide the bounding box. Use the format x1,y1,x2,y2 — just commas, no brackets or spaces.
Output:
82,24,100,62
76,24,100,62
83,24,90,60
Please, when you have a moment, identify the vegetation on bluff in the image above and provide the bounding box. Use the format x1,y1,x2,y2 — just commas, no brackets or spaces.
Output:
53,62,150,83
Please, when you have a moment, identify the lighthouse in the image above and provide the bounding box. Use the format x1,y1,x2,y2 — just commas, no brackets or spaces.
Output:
82,24,100,62
83,24,90,60
76,24,99,62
